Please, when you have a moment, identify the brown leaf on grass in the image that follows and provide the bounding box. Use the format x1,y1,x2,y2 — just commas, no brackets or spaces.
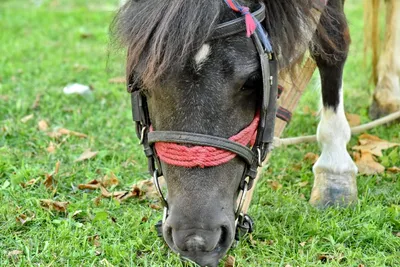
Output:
38,120,49,131
55,161,60,175
303,152,319,164
43,161,60,189
75,149,98,162
44,174,55,189
101,173,119,187
7,250,23,257
268,180,282,191
100,186,131,201
20,178,39,188
352,133,400,157
299,241,306,247
354,151,385,175
318,253,344,263
21,114,34,123
47,128,88,139
224,255,235,267
149,204,161,210
40,200,69,212
78,173,119,190
96,179,160,203
345,112,361,127
88,235,101,247
395,232,400,237
16,214,34,225
31,94,41,109
387,167,400,174
78,179,102,190
108,76,125,84
132,180,160,200
58,128,88,138
47,142,56,153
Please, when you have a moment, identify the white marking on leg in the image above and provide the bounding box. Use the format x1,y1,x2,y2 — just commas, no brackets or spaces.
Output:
314,88,357,175
194,44,210,69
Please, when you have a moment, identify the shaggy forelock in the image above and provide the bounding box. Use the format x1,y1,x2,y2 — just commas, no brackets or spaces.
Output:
111,0,345,88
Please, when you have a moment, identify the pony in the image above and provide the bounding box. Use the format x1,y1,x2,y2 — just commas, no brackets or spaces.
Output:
112,0,357,266
365,0,400,119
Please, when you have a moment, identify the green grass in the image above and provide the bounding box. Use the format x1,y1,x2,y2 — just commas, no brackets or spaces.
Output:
0,0,399,266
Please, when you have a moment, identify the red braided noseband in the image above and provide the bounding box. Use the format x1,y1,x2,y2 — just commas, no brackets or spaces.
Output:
154,112,260,168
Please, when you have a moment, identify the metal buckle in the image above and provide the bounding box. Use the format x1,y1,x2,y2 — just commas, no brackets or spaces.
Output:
257,147,262,166
153,170,168,209
234,213,255,241
139,126,147,145
235,181,248,219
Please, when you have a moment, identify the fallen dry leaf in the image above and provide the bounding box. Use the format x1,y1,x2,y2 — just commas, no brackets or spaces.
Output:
55,161,60,175
268,180,282,191
352,133,400,157
31,94,41,109
354,151,385,175
345,112,361,127
78,173,119,190
7,250,23,257
78,179,102,190
47,142,56,153
48,128,88,139
58,128,88,138
44,173,55,189
132,179,160,200
396,232,400,237
20,178,39,188
150,204,161,210
224,255,235,267
299,241,306,247
94,179,161,203
16,214,34,225
21,114,34,123
88,235,101,247
108,76,125,84
75,149,98,162
40,199,69,212
38,120,49,131
101,173,119,187
387,167,400,174
303,152,319,164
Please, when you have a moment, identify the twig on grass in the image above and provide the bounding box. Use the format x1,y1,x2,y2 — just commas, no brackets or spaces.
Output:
274,110,400,147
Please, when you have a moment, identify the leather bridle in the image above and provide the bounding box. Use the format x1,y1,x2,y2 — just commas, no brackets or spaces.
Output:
127,2,278,240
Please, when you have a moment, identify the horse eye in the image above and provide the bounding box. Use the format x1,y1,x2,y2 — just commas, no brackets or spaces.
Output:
241,72,262,91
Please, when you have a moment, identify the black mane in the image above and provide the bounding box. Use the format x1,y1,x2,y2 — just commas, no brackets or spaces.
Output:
111,0,343,87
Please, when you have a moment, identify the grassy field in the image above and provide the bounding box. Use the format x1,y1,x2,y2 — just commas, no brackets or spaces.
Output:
0,0,399,266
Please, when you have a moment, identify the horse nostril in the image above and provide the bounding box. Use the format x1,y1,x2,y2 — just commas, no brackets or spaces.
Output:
218,225,230,250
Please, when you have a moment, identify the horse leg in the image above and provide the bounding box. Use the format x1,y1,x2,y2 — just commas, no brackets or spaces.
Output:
369,0,400,119
309,0,358,208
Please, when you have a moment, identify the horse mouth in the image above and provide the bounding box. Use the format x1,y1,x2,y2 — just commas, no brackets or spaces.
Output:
164,225,232,267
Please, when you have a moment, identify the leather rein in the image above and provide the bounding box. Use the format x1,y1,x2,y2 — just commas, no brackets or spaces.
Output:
128,2,278,240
